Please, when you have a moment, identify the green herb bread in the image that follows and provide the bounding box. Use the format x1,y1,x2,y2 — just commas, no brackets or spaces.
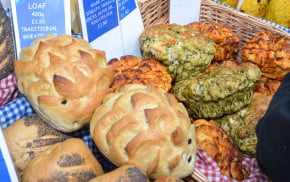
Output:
139,24,216,82
173,60,262,119
215,93,272,157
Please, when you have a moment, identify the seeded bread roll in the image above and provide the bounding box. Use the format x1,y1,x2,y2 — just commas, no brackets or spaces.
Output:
22,138,104,182
90,84,196,179
3,114,70,178
14,34,114,132
0,2,16,80
89,165,148,182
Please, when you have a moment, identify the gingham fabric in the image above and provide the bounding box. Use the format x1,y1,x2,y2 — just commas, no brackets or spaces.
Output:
0,73,19,107
0,74,271,181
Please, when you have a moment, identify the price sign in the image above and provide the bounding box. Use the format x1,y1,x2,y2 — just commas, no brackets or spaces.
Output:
10,0,71,57
81,0,119,42
78,0,144,61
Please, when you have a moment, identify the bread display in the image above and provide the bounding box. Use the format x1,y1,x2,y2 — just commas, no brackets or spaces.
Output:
108,55,172,92
89,165,148,182
173,60,261,119
3,114,70,178
242,31,290,81
0,2,16,80
186,22,239,62
90,84,196,179
139,23,216,82
216,92,273,157
22,138,104,182
194,119,249,181
14,34,114,132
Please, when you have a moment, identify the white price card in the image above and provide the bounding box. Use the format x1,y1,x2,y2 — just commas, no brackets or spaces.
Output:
169,0,201,25
78,0,144,61
10,0,71,58
0,128,18,182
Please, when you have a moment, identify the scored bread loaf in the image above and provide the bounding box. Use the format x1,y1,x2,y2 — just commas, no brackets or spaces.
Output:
3,114,70,179
22,138,104,182
90,84,196,179
0,2,16,80
14,34,114,132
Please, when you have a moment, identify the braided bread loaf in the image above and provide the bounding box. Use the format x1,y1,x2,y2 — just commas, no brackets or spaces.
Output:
14,34,114,132
90,84,196,179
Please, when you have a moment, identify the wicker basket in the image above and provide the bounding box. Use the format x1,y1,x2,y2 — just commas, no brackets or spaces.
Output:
200,0,290,61
138,0,169,28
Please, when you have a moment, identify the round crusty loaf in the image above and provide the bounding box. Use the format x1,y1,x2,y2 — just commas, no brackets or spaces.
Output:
22,138,104,182
3,114,70,178
90,84,196,179
14,34,114,132
0,2,16,80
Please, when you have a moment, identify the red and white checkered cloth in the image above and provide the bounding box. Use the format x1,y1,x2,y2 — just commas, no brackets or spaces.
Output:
0,72,20,107
195,148,271,182
0,73,271,182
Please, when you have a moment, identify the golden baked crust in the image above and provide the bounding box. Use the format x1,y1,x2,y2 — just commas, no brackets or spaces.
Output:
186,22,239,61
14,34,114,132
4,114,70,179
194,119,249,181
242,31,290,80
108,55,172,92
254,76,281,96
22,138,104,182
0,2,16,80
90,84,196,179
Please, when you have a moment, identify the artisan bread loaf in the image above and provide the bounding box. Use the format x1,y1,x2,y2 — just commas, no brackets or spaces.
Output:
3,114,70,178
22,138,104,182
89,165,148,182
90,84,196,179
0,2,16,80
14,34,114,132
108,55,172,92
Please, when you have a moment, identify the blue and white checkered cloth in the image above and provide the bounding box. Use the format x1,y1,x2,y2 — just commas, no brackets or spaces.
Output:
0,97,117,172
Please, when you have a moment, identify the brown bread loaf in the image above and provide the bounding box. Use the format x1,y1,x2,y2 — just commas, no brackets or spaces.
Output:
22,138,104,182
4,114,70,179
